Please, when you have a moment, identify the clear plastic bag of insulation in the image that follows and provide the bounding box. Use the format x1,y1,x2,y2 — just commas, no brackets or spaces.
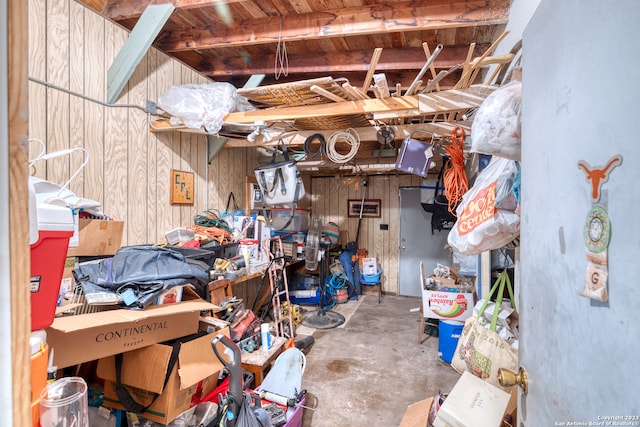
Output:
157,82,255,134
470,80,522,161
447,156,520,256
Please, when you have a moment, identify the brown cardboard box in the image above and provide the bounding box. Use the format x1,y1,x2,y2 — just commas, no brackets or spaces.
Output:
362,283,380,296
67,218,124,257
59,257,76,298
46,288,220,368
199,315,230,334
208,278,230,306
399,396,434,427
97,328,229,424
502,389,518,427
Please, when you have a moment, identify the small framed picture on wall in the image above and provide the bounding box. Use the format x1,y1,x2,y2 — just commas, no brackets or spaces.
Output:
170,169,195,205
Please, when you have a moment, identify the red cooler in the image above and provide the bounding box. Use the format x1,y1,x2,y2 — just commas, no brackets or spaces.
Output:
29,202,74,331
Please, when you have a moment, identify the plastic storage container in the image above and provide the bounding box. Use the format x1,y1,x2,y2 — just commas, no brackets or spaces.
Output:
289,274,320,305
30,201,74,331
289,287,320,306
270,208,310,232
438,319,464,364
31,341,49,427
283,394,305,427
40,377,89,427
360,269,382,285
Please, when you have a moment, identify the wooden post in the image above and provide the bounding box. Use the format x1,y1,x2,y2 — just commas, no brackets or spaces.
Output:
8,0,31,424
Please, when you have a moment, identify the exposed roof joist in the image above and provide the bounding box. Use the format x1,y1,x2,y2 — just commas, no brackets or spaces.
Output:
199,44,491,78
155,1,509,53
103,0,247,21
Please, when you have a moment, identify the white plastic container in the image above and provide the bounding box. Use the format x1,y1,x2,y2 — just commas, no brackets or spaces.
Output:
261,323,271,351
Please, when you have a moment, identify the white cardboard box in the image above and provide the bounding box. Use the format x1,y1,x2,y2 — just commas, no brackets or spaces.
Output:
361,257,378,275
422,289,474,321
435,371,510,427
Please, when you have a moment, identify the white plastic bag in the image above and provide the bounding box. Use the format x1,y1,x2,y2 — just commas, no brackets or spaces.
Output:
447,157,520,255
470,80,522,160
157,82,255,134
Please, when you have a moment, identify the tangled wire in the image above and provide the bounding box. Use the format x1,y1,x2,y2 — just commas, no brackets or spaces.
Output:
193,211,233,245
444,126,469,214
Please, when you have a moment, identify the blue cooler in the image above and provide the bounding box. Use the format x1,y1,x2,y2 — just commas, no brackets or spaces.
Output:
438,320,464,364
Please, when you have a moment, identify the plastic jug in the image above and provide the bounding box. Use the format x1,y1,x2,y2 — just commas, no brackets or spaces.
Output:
39,377,89,427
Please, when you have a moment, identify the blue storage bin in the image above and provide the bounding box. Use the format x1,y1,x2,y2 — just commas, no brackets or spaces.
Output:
360,268,382,285
289,287,320,305
438,320,464,363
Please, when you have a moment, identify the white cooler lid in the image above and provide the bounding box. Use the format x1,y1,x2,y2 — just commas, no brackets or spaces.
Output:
36,202,74,231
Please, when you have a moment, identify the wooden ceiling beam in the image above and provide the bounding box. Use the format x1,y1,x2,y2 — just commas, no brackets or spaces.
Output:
198,44,490,77
103,0,246,21
157,0,509,53
150,120,471,146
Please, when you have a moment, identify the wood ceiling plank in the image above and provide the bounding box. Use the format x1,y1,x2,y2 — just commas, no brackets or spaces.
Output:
224,86,493,124
78,0,107,14
103,0,246,21
417,86,493,114
157,0,509,52
199,44,490,77
225,96,418,123
150,120,471,146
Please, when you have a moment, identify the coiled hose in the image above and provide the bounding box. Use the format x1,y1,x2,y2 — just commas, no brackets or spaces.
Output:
325,128,360,163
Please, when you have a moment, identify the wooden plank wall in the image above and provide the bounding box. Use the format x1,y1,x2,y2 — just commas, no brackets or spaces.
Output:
311,174,422,294
27,0,420,297
27,0,256,247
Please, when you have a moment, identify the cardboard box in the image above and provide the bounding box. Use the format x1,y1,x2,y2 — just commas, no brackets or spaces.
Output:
198,315,230,334
46,288,220,368
502,389,518,427
59,256,76,298
97,329,229,424
276,240,297,258
435,371,510,427
361,257,378,275
67,219,124,257
422,289,474,321
399,396,434,427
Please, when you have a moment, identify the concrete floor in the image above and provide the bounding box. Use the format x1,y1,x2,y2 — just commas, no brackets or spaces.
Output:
296,294,461,427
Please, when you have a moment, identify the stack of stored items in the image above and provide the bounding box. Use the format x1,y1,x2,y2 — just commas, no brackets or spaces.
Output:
420,263,476,364
43,282,229,425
